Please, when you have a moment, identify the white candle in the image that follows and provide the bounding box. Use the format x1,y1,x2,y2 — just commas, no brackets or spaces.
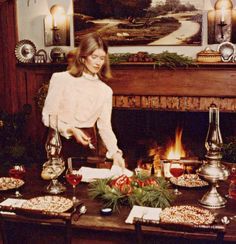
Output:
221,7,225,22
53,17,57,28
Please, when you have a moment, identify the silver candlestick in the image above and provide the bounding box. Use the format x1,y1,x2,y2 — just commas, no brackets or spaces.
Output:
197,104,229,208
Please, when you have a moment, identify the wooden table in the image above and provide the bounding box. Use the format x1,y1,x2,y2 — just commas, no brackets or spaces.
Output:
1,164,236,244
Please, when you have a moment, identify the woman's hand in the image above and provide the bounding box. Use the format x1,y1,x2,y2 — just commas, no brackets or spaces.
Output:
67,128,91,146
112,151,125,169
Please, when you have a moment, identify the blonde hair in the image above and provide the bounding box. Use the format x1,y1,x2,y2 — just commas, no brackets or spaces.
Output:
69,33,112,80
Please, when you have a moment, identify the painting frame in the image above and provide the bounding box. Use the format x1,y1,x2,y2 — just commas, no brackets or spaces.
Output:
73,0,203,46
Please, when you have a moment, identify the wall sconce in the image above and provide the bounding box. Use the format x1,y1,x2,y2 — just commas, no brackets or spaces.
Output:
208,0,236,44
44,4,70,46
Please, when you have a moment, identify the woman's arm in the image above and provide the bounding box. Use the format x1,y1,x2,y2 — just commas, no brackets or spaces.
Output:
97,90,125,168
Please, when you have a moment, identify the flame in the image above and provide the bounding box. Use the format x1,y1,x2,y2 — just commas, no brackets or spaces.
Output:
166,128,186,160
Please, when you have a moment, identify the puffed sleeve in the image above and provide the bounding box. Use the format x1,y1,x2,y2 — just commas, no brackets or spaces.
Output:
42,73,72,138
96,89,121,158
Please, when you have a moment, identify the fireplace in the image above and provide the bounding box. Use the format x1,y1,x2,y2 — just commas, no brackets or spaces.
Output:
111,109,236,168
103,63,236,168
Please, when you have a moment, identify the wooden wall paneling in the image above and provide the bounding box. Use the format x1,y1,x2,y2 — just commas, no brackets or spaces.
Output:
16,64,67,141
0,0,18,112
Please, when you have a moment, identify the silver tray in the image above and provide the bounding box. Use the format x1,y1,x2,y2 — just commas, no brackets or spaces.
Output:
22,195,73,213
170,174,208,188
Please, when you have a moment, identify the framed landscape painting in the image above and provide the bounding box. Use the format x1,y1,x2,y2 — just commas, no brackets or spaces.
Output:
73,0,203,46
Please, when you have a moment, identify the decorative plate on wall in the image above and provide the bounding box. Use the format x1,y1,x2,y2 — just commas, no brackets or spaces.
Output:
15,39,36,63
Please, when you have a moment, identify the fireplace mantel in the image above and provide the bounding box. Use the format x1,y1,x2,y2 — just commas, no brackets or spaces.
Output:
17,62,236,113
14,62,236,140
107,63,236,112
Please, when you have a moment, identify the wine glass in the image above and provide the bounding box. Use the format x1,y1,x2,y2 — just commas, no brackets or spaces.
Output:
170,161,184,195
66,162,82,204
8,164,26,197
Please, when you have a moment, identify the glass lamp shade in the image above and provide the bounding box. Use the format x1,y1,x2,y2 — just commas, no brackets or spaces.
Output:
205,104,223,153
45,114,62,160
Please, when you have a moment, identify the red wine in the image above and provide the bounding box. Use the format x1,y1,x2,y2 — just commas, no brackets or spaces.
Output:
170,168,184,178
229,189,236,200
9,168,25,179
228,172,236,182
66,173,82,186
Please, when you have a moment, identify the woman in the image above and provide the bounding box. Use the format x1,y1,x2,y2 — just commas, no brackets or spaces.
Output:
42,33,125,168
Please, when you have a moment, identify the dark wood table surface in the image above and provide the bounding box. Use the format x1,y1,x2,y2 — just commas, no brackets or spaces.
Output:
1,164,236,244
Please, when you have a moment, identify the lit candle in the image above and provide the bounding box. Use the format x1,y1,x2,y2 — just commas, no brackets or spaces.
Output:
53,16,57,28
221,6,225,22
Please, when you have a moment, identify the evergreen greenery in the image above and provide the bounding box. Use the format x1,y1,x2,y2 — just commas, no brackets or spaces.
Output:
109,51,195,68
223,136,236,163
0,105,44,166
88,175,174,212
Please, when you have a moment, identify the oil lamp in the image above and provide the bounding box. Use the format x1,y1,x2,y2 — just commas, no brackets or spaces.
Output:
197,104,229,208
43,114,66,194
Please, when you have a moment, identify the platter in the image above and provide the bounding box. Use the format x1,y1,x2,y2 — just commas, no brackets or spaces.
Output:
170,174,208,188
22,196,73,213
160,205,215,225
15,39,36,63
0,177,24,191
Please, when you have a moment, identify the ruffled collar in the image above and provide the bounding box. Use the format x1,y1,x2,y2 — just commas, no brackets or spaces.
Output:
82,72,99,81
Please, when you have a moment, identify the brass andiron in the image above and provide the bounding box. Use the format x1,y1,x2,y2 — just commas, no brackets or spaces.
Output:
197,104,229,208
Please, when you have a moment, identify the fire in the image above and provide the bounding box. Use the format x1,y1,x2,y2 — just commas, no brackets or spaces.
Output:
166,128,186,160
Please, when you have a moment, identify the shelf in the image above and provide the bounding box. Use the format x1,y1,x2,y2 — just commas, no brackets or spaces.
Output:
16,62,236,70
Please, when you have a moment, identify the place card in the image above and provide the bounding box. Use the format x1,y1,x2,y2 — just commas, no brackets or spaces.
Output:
125,205,162,224
0,198,27,207
0,198,27,215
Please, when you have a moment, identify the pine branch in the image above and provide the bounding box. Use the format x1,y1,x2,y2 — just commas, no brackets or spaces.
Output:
88,176,174,211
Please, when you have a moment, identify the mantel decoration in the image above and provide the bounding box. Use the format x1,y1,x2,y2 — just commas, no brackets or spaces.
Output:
217,41,235,62
88,175,174,211
109,51,195,68
196,47,222,63
15,40,36,63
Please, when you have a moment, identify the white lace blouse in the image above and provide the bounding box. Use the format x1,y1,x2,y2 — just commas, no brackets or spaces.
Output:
42,71,120,158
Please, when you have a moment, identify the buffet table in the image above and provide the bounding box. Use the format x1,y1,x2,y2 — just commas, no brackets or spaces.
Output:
0,164,236,244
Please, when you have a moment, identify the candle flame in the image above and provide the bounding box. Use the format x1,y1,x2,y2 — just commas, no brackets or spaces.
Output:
166,128,186,160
